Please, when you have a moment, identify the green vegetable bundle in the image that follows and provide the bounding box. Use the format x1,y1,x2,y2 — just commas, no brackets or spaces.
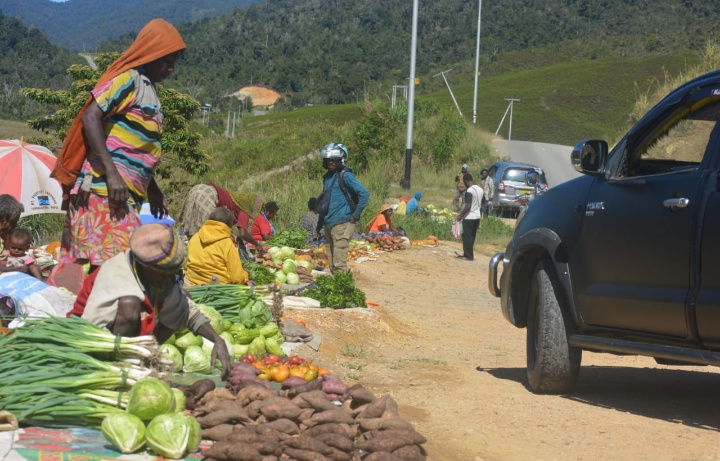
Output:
0,317,161,428
186,284,272,328
303,272,367,309
264,229,307,248
242,260,277,285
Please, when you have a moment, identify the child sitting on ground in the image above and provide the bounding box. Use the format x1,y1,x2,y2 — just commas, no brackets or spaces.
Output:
1,228,43,280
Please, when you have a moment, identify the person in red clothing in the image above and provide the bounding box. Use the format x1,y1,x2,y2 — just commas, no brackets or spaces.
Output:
251,201,279,244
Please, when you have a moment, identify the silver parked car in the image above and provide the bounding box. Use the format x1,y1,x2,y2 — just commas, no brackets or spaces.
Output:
487,161,548,217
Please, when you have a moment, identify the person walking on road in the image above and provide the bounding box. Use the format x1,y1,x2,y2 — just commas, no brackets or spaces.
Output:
455,173,483,261
315,142,369,274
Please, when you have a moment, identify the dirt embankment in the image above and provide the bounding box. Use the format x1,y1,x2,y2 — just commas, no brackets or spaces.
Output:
285,241,720,461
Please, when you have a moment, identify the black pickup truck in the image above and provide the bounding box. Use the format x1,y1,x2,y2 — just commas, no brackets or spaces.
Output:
488,69,720,393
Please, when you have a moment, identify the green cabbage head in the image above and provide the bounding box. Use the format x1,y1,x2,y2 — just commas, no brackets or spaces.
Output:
146,413,202,459
101,412,146,453
160,344,183,372
126,377,176,422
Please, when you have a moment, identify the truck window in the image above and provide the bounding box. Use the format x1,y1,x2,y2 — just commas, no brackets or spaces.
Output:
621,99,720,178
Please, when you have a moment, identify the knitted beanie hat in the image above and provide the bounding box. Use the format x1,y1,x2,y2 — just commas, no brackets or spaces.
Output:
130,223,187,273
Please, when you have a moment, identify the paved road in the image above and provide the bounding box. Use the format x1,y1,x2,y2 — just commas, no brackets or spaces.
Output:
493,139,581,187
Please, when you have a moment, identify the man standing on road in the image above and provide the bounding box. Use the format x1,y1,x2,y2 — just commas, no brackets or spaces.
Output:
315,142,369,274
454,164,469,211
480,168,494,218
454,173,483,261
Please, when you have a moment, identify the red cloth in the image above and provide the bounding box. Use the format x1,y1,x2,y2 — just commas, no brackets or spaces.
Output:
52,19,187,196
399,196,411,203
69,268,156,336
211,184,250,230
251,213,272,242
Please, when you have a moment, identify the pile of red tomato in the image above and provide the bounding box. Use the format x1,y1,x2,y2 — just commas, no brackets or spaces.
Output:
238,353,329,384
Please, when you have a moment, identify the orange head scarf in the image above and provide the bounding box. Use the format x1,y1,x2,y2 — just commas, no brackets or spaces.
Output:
52,19,187,193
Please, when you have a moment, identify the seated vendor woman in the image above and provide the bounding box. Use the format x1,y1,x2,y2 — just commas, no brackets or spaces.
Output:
68,223,231,379
251,201,279,244
366,204,400,235
185,207,248,286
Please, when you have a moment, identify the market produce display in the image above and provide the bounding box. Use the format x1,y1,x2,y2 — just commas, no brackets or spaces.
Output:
264,229,308,249
194,354,428,461
364,235,407,252
185,284,273,327
303,272,367,309
424,204,455,223
99,377,202,458
409,235,439,246
161,303,285,368
260,246,317,285
0,317,161,427
347,240,377,261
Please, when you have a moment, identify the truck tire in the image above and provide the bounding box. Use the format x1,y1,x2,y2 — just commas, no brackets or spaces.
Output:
526,260,581,393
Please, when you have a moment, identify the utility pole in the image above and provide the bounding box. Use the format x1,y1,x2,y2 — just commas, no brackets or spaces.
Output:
495,98,520,140
403,0,419,190
472,0,483,125
433,69,462,117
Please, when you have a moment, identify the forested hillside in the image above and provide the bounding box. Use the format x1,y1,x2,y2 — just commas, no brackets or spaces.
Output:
3,0,719,119
159,0,720,106
0,12,80,119
0,0,261,50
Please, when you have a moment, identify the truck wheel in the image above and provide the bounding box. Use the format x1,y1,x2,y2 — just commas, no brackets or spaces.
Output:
526,260,581,393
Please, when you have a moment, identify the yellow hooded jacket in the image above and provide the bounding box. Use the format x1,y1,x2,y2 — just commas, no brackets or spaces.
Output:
185,220,248,286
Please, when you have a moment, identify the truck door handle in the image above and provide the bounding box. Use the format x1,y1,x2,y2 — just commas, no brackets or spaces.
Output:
663,198,689,209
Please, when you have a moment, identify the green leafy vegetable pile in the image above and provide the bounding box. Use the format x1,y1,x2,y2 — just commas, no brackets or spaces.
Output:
265,229,307,249
303,272,367,309
242,260,277,285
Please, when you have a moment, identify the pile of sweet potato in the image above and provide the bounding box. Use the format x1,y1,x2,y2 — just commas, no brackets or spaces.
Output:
196,374,427,461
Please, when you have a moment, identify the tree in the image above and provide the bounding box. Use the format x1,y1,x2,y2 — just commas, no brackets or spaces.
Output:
20,52,209,203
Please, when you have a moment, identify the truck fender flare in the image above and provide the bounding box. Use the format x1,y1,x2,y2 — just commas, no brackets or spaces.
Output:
512,227,578,327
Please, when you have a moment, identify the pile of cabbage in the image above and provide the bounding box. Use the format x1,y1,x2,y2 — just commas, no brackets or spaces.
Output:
101,377,201,458
267,246,313,285
160,304,284,373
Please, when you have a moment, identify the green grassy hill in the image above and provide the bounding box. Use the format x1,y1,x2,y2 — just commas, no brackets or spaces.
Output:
424,53,697,146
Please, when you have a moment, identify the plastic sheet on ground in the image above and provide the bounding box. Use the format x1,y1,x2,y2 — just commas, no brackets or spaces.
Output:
0,426,208,460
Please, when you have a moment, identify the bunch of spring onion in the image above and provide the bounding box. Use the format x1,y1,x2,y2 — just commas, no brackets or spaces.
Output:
5,316,158,361
186,283,265,319
0,316,162,428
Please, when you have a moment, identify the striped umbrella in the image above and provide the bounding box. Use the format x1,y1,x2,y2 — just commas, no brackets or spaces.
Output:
0,139,65,217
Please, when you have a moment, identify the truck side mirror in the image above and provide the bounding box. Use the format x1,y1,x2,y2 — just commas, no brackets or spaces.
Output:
571,140,608,174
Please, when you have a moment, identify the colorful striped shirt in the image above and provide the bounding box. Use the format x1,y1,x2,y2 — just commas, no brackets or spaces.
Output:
72,67,163,206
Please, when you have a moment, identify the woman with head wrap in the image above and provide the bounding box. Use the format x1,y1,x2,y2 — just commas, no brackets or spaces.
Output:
52,19,187,272
68,223,232,379
177,185,265,254
406,192,423,215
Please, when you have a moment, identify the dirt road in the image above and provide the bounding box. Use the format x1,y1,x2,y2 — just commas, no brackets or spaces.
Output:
284,241,720,461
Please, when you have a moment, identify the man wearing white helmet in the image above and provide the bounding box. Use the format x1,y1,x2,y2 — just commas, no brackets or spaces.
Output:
315,142,369,274
454,164,469,211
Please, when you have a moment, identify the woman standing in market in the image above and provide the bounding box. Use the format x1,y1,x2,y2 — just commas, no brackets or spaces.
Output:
51,19,186,273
